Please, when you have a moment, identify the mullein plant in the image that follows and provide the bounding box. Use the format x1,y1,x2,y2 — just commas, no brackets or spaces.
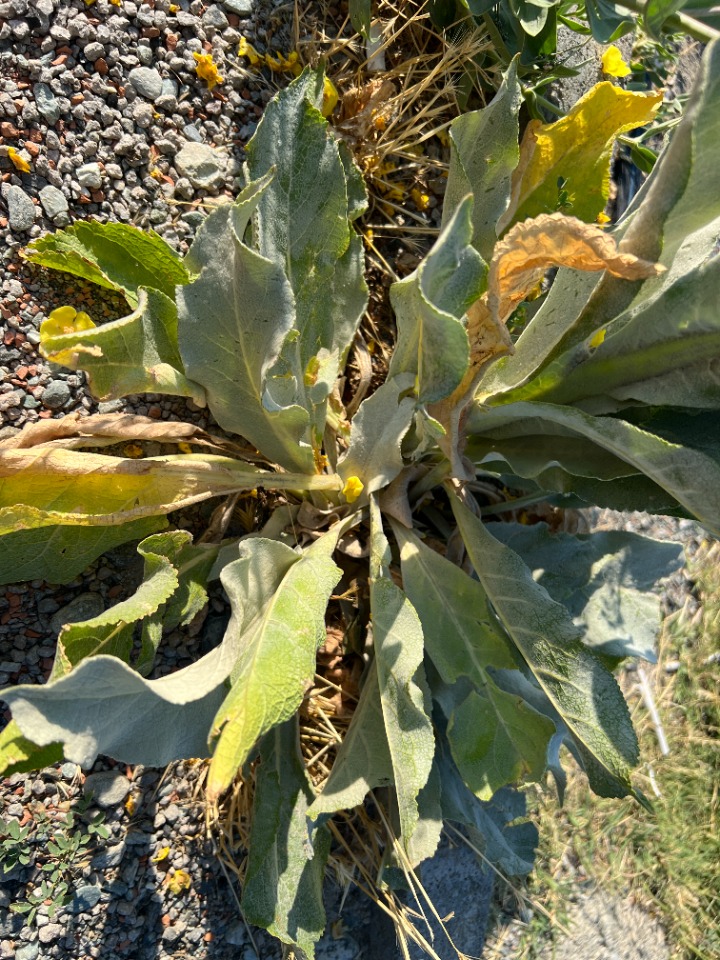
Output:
1,41,720,957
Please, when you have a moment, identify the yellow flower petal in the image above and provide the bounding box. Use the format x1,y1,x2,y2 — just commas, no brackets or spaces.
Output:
123,443,144,459
40,306,96,340
238,36,261,66
589,328,607,349
194,52,223,91
8,147,31,174
166,868,192,894
342,476,364,504
411,187,430,212
322,77,339,118
151,846,171,863
601,45,631,78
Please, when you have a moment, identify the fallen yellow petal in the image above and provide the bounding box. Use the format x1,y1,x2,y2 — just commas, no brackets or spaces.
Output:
166,869,192,894
601,45,632,78
194,52,223,91
238,36,261,66
151,846,171,863
342,476,364,504
589,327,607,349
411,187,431,212
7,147,31,173
322,76,339,118
123,443,144,459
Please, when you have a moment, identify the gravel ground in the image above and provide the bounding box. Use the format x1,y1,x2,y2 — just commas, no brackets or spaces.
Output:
0,3,714,958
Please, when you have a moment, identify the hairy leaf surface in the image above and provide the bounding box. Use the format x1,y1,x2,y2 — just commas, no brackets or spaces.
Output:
206,531,342,800
369,500,435,861
442,59,522,261
389,197,485,403
40,287,205,405
242,719,331,959
23,220,189,306
450,494,639,798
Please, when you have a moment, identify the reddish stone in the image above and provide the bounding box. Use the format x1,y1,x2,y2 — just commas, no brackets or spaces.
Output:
0,121,18,137
90,189,105,203
142,26,161,38
148,405,163,419
25,629,42,639
3,331,14,346
24,142,40,157
51,54,68,66
70,93,84,105
14,366,29,379
95,57,108,75
166,33,179,50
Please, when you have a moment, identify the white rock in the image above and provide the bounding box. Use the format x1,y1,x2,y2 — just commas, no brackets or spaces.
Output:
39,184,69,220
174,142,226,189
77,162,103,189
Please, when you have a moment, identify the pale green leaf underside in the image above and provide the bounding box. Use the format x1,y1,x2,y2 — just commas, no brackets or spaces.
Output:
442,59,521,261
338,374,416,495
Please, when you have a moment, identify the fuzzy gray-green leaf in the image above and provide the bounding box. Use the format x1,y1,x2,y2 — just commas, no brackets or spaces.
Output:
450,495,639,798
242,719,331,959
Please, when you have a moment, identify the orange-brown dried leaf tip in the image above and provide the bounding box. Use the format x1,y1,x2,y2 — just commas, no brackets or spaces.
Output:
488,213,664,326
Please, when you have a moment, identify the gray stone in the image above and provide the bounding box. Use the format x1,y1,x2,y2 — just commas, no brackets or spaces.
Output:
83,41,104,61
222,0,253,14
6,185,36,232
91,842,126,869
71,884,102,914
202,4,228,28
37,924,63,945
132,101,154,128
50,592,106,635
174,142,226,189
162,925,183,944
182,123,203,143
84,770,131,808
15,943,40,960
128,66,163,100
77,162,103,189
61,762,78,779
39,184,69,220
33,82,61,123
41,378,72,410
223,922,247,946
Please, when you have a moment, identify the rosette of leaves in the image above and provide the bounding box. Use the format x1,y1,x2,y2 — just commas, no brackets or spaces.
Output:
1,49,720,956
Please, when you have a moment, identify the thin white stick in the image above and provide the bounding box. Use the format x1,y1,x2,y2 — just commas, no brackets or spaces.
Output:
638,666,670,756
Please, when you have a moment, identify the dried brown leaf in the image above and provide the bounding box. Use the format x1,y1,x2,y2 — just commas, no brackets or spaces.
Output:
489,213,664,325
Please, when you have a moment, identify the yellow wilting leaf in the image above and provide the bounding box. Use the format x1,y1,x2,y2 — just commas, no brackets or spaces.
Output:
166,869,191,894
124,794,137,815
151,846,171,863
488,213,664,326
193,52,223,91
602,45,632,78
498,83,662,230
7,147,31,173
